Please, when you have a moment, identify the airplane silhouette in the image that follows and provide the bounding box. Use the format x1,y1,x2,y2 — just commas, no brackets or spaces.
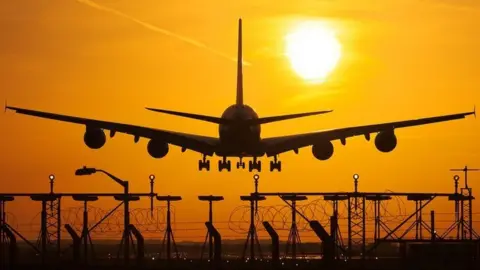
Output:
5,18,476,172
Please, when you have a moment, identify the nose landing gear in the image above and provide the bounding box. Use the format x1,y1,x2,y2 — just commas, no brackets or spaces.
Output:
236,157,246,169
248,157,262,172
270,155,281,172
198,155,210,171
218,157,231,172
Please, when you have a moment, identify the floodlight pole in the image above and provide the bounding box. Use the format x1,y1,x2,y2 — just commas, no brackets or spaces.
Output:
122,182,129,265
75,167,130,265
99,170,130,265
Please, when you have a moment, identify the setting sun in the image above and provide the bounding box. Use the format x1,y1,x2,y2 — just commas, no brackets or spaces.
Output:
285,21,341,83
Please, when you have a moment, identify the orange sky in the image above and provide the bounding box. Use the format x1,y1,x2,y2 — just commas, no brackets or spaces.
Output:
0,0,479,240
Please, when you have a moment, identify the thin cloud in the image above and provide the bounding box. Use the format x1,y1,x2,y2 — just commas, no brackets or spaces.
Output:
76,0,251,66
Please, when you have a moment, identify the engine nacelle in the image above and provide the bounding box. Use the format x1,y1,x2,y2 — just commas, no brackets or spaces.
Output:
312,141,334,161
83,128,106,149
147,140,169,159
375,130,397,153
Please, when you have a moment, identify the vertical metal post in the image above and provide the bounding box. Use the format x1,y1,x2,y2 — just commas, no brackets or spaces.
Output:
468,189,473,241
454,175,460,240
430,210,435,241
254,175,259,215
292,199,296,261
167,200,171,261
460,195,465,239
149,175,155,218
330,214,337,259
377,201,381,239
41,200,47,264
83,201,88,264
0,200,4,266
419,201,423,239
250,199,254,260
57,198,61,256
347,197,352,259
124,182,129,265
373,201,378,241
362,196,366,259
415,200,420,240
208,200,213,260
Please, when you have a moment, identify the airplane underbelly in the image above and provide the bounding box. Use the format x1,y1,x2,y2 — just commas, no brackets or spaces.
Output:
217,125,262,156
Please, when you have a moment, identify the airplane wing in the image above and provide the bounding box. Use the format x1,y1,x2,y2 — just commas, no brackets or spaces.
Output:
262,109,476,156
6,106,219,155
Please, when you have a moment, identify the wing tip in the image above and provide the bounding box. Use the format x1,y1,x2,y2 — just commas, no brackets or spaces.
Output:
145,107,158,112
4,100,15,113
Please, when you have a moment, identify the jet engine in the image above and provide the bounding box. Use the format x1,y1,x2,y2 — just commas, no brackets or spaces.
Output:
83,128,106,149
312,141,334,160
147,139,169,158
375,130,397,153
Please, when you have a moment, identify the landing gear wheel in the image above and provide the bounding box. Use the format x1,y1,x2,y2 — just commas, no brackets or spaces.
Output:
218,158,231,172
205,160,210,171
199,159,210,171
270,159,282,172
249,160,261,172
218,160,223,172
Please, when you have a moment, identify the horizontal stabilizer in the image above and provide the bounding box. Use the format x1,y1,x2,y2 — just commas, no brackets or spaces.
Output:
146,107,233,124
247,110,333,125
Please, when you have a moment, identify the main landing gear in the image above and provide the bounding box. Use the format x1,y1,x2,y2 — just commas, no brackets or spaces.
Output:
236,157,246,169
270,155,281,172
198,155,210,171
248,157,261,172
218,157,231,172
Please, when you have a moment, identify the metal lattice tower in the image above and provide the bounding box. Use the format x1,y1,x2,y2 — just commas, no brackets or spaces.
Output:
451,166,479,240
460,187,478,240
347,174,365,259
47,175,61,253
282,195,307,261
324,195,347,253
36,175,61,256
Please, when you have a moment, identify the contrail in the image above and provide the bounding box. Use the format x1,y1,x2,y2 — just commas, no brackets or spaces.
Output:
76,0,250,66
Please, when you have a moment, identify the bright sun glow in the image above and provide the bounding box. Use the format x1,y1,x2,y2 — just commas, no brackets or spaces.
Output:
285,22,342,83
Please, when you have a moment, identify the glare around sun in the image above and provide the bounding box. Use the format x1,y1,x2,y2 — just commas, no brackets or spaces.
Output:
285,22,341,84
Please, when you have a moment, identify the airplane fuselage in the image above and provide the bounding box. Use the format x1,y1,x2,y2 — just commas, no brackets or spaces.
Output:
217,104,262,157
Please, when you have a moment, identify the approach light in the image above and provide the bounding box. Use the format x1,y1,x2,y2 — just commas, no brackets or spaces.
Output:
454,175,460,181
49,174,55,181
353,174,359,180
75,166,97,176
254,174,260,181
149,174,155,181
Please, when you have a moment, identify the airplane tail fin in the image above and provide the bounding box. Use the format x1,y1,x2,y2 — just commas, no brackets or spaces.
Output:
236,18,244,106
